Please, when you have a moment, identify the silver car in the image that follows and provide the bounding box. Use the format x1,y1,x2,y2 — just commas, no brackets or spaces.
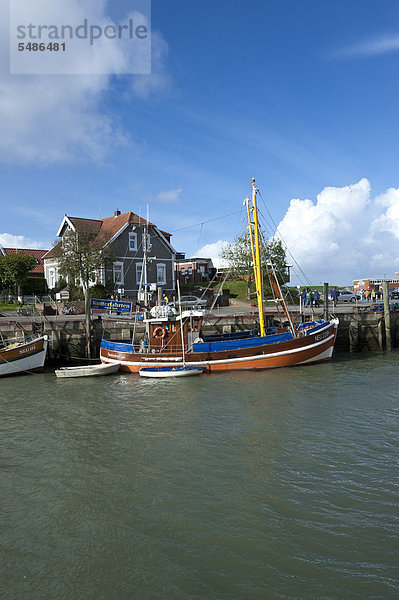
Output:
329,290,358,303
171,295,207,309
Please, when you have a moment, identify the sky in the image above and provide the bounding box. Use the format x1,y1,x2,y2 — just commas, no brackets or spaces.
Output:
1,0,399,285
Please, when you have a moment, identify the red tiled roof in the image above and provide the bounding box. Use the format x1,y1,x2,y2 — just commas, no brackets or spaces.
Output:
68,217,103,236
45,212,172,258
3,248,48,275
99,212,161,240
42,242,62,260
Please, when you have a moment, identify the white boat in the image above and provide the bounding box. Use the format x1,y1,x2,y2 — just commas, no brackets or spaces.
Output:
55,362,120,378
139,366,205,378
0,335,49,377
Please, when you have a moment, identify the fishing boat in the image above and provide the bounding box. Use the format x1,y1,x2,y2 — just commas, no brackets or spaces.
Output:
55,362,120,378
100,179,339,373
0,334,49,377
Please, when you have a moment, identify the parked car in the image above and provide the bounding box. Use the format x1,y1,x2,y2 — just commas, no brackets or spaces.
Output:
170,295,207,309
328,290,359,303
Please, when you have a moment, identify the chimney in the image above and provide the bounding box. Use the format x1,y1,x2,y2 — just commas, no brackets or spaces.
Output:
114,210,121,216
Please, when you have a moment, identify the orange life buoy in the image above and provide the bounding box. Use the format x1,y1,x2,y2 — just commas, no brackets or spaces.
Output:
153,327,166,339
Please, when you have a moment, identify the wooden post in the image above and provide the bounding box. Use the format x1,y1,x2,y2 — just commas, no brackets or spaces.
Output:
84,287,91,359
383,281,392,351
377,318,384,351
349,319,359,352
323,283,329,321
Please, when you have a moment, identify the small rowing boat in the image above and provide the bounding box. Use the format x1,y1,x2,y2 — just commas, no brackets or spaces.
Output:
139,366,205,378
55,362,120,378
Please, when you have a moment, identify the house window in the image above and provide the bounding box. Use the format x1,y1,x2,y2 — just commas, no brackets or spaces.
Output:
157,264,166,285
200,265,205,275
113,262,124,284
136,263,143,285
129,232,137,251
181,268,186,275
49,268,55,289
188,267,193,275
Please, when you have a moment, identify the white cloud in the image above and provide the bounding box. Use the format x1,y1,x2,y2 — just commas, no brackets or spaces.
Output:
197,240,229,269
372,187,399,239
154,187,183,204
131,31,171,98
0,233,47,249
275,179,399,284
0,1,169,165
332,33,399,59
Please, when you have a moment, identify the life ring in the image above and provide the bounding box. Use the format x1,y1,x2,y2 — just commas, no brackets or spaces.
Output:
153,327,166,339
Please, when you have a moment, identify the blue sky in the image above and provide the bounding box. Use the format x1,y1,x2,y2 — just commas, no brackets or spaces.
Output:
1,0,399,284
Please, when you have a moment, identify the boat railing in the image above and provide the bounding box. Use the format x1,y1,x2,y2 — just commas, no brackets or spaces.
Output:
134,342,190,355
0,334,34,350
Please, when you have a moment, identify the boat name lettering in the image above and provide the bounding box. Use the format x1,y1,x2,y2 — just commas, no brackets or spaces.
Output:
315,331,329,341
19,344,36,354
108,353,120,359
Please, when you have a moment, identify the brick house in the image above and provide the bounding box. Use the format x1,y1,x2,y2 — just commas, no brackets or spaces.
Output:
353,274,399,293
43,211,176,298
0,246,48,278
175,256,215,285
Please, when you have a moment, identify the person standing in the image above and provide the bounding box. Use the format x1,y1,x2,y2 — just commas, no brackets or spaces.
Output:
313,290,321,308
364,289,371,302
305,288,313,307
300,289,306,306
330,287,339,307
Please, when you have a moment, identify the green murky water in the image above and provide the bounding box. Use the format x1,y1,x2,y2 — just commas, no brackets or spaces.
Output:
2,352,398,599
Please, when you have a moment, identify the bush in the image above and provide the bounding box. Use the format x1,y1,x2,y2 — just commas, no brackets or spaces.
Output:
69,285,84,301
56,277,68,291
22,276,46,295
90,284,112,299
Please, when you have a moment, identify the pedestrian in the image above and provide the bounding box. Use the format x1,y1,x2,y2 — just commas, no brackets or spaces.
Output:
371,289,376,302
330,287,339,307
300,289,306,307
313,290,320,307
364,289,371,302
305,288,313,307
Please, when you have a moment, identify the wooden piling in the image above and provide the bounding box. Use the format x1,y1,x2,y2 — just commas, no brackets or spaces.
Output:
349,320,359,352
383,281,392,351
323,282,329,321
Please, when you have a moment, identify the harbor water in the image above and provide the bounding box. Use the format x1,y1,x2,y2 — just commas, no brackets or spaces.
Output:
2,351,398,599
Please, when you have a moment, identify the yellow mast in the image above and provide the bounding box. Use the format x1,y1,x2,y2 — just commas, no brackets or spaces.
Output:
245,198,258,296
251,178,297,339
251,178,265,337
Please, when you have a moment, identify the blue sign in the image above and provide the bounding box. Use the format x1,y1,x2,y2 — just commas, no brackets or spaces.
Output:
90,298,132,313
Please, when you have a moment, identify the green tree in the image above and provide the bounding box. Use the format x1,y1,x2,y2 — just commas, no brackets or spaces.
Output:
221,234,288,300
56,228,114,357
0,253,36,297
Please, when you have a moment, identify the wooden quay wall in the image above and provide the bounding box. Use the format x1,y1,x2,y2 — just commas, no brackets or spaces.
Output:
0,309,398,364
